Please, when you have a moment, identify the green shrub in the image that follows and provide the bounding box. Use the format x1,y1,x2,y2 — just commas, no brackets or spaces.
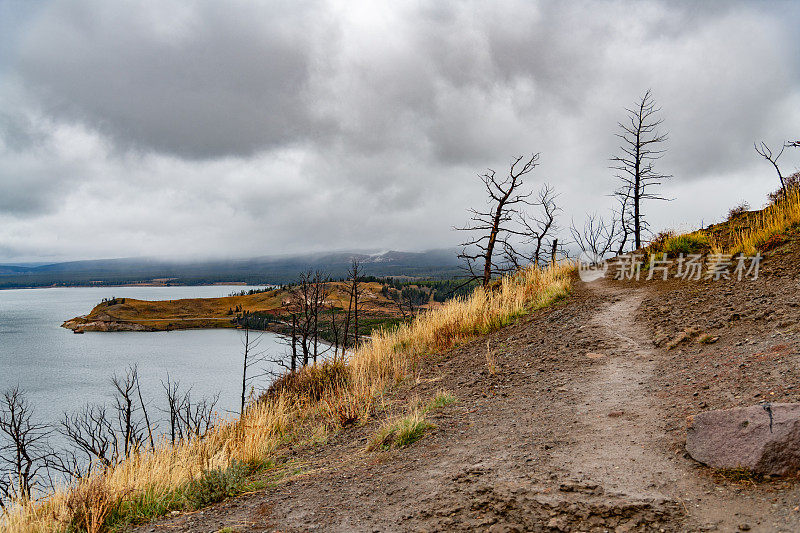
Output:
653,233,710,255
394,414,434,447
184,462,251,509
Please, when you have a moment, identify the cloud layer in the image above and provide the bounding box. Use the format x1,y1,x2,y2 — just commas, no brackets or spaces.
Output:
1,0,799,261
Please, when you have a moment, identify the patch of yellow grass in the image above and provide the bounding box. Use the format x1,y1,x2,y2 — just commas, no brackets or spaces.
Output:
2,263,572,532
731,187,800,255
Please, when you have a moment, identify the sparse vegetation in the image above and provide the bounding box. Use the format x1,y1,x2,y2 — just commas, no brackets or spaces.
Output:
367,410,434,451
727,202,750,220
3,263,571,532
650,232,711,256
421,391,457,414
666,327,702,350
697,334,719,345
731,187,800,255
485,340,498,374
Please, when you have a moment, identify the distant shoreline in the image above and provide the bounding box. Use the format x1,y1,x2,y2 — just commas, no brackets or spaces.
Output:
0,281,253,291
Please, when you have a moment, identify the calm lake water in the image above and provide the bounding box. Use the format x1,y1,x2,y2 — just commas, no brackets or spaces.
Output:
0,285,288,432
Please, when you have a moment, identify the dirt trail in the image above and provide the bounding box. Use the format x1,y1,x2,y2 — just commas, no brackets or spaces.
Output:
559,290,682,500
552,283,773,531
137,279,800,532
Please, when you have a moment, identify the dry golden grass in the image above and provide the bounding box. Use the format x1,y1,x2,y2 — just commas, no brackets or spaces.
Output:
645,188,800,259
2,263,572,533
485,340,498,374
730,187,800,255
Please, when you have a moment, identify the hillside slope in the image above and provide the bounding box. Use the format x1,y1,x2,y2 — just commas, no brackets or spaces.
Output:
135,244,800,532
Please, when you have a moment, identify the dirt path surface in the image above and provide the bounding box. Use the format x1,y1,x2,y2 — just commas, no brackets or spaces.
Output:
138,278,800,532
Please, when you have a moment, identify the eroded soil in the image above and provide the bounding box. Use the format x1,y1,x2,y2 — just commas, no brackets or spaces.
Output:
135,272,800,532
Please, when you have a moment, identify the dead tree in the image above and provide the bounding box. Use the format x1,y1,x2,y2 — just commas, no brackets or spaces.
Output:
611,89,671,249
0,387,55,505
613,191,633,254
240,327,268,414
570,212,618,261
162,377,218,443
754,140,790,194
457,154,540,286
503,183,560,268
111,366,149,458
60,366,150,471
285,270,331,365
59,404,116,470
343,259,362,348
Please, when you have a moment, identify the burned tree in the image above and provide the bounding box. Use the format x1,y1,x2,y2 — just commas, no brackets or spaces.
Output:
0,387,55,505
754,141,788,195
162,377,218,443
612,89,671,249
287,271,331,365
457,154,545,287
503,183,560,269
240,326,269,413
342,259,362,348
60,366,151,471
570,212,618,260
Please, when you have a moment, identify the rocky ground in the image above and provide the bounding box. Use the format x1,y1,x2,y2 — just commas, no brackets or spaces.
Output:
134,252,800,532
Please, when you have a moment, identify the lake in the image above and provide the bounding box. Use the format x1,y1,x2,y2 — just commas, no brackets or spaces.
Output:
0,285,288,435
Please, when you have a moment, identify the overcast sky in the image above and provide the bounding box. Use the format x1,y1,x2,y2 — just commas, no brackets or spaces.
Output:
1,0,799,262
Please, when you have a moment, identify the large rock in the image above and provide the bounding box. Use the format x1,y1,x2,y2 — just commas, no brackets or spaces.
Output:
686,403,800,475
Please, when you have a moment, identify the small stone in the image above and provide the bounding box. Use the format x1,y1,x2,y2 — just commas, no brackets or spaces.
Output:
738,524,751,531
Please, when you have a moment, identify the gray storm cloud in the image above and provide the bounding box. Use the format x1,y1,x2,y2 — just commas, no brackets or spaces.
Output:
0,0,799,261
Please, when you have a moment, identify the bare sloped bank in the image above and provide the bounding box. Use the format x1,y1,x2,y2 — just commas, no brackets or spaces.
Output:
133,273,800,532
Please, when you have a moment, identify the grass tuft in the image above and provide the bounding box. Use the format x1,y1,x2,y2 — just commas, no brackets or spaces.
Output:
422,390,457,414
367,410,434,451
651,232,711,256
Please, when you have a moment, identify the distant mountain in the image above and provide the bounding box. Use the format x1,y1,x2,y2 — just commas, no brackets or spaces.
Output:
0,249,463,288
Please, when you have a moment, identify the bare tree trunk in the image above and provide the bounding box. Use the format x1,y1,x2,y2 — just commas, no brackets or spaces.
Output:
241,327,249,414
331,305,339,359
291,313,297,372
134,372,155,453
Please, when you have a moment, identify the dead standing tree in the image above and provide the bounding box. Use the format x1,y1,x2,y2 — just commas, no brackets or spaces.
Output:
60,366,152,472
457,154,544,287
754,141,788,195
755,138,800,197
161,377,219,443
240,326,270,414
612,89,671,249
570,212,618,261
0,387,56,506
504,183,560,268
342,259,362,348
